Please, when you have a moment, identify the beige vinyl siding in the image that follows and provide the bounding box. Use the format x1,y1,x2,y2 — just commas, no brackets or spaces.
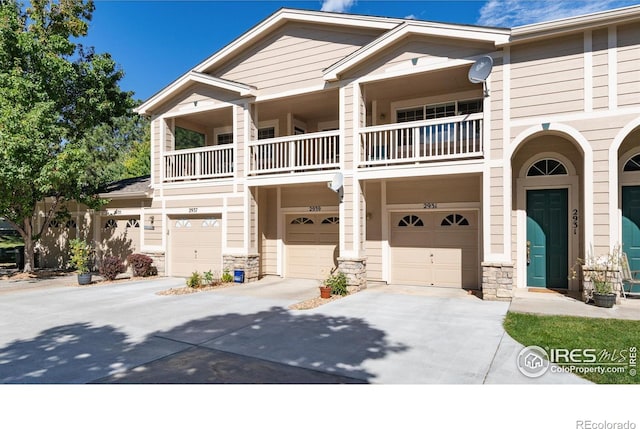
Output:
103,199,151,210
617,24,640,108
342,178,354,250
154,84,240,117
217,24,380,96
386,175,481,204
592,28,609,110
235,104,245,178
259,188,278,275
164,197,225,209
511,34,584,118
490,166,504,255
226,211,244,248
343,85,354,168
490,59,505,160
144,214,162,247
355,37,492,79
162,185,234,198
365,182,382,280
152,119,161,185
250,189,258,252
281,184,341,208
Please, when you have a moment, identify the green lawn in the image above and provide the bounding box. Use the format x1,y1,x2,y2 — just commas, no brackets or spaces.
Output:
504,312,640,384
0,234,23,249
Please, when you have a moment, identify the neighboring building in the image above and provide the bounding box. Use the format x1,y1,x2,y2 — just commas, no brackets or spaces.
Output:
39,7,640,300
35,176,153,270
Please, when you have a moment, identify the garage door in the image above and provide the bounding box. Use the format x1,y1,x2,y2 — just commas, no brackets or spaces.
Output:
101,217,140,261
170,215,222,277
285,214,339,279
390,211,478,288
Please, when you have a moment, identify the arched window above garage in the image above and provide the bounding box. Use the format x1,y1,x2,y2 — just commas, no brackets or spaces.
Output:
48,219,60,228
104,219,117,229
398,215,424,227
202,218,218,227
441,214,470,226
65,220,77,229
527,159,568,176
175,219,191,228
321,217,339,224
126,219,140,228
623,154,640,172
291,217,314,225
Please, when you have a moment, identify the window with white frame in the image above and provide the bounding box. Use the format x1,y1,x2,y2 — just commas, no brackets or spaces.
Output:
396,98,483,123
217,133,233,145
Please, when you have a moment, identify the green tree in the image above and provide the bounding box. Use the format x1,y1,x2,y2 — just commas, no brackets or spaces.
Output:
0,0,132,272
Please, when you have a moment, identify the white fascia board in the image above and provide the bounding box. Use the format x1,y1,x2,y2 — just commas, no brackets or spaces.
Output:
324,22,509,82
502,4,640,47
135,72,255,116
194,8,400,75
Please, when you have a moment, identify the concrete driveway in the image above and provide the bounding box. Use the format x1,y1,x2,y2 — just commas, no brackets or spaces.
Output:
0,276,586,384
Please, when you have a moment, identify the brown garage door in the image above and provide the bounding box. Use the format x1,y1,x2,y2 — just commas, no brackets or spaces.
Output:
170,216,222,277
390,211,478,288
285,214,339,279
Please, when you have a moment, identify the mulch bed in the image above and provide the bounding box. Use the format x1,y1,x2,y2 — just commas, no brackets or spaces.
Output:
156,281,238,296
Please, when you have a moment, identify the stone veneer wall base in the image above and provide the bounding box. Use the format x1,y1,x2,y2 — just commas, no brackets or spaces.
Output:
481,262,514,301
337,257,367,293
223,254,260,283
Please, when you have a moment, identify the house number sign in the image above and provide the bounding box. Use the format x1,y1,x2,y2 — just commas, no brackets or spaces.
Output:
572,208,579,235
309,206,321,212
188,207,198,213
423,202,438,209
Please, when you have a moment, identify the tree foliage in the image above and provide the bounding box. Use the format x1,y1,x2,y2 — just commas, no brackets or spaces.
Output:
0,0,133,271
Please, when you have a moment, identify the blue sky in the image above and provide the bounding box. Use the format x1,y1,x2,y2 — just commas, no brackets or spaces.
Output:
82,0,640,101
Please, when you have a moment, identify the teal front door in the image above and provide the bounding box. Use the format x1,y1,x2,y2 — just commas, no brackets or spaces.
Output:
622,186,640,273
527,189,568,288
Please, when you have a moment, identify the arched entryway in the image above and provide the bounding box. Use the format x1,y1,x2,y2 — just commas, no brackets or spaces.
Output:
618,126,640,273
512,132,586,291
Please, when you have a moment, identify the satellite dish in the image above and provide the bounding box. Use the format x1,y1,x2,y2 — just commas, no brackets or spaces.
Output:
468,55,493,97
328,172,343,193
468,56,493,83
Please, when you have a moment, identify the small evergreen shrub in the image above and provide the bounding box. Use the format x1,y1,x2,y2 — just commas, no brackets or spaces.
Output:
126,253,155,277
221,269,233,283
99,256,125,281
186,271,202,288
203,270,220,286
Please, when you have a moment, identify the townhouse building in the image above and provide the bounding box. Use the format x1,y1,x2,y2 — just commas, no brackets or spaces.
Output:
36,7,640,300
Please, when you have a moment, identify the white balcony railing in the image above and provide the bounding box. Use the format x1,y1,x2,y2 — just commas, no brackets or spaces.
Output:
164,145,234,182
248,130,340,175
359,114,483,167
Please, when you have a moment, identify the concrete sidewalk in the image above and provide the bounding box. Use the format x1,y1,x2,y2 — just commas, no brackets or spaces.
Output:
0,276,588,384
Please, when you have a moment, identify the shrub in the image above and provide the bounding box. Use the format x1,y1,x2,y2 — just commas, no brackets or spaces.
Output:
325,270,348,296
99,256,125,281
221,269,233,283
69,238,93,274
126,253,155,277
203,270,221,286
186,271,202,288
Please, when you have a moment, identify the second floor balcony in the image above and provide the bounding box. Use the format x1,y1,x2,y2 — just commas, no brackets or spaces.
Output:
164,145,234,182
359,114,483,168
248,131,340,175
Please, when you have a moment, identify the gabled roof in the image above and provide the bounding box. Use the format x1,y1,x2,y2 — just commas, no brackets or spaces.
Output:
503,4,640,46
323,20,510,81
193,8,402,75
98,176,152,199
135,72,257,116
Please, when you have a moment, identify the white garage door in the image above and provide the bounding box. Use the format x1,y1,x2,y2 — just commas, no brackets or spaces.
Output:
170,216,222,277
285,214,339,279
390,211,478,288
101,217,140,261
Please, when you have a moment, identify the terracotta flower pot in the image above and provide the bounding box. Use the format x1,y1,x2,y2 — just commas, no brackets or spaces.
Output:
319,286,332,299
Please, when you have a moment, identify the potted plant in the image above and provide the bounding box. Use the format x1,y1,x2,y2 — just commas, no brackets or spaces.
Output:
69,238,93,285
571,245,622,308
320,268,348,299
